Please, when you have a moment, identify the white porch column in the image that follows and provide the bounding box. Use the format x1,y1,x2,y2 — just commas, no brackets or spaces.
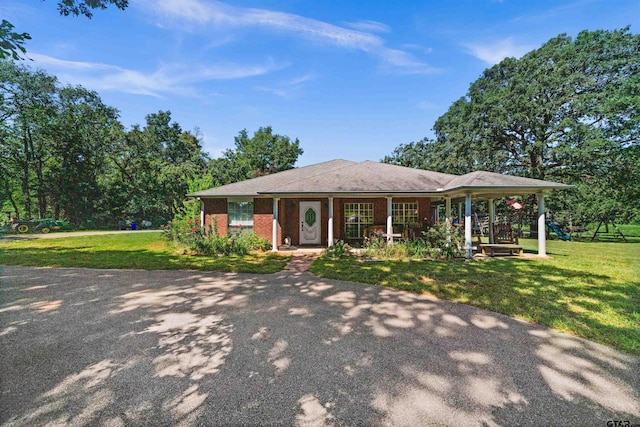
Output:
445,197,452,244
272,197,280,252
328,197,334,247
537,193,547,257
488,198,495,244
386,196,393,244
458,203,463,223
465,194,473,258
445,197,451,221
199,198,204,228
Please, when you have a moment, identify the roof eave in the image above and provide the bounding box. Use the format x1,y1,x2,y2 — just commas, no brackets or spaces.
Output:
443,184,573,194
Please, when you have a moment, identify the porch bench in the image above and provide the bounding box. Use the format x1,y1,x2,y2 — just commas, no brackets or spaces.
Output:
479,243,523,256
382,233,402,242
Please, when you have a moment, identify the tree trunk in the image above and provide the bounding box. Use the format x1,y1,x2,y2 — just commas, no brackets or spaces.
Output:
21,129,31,219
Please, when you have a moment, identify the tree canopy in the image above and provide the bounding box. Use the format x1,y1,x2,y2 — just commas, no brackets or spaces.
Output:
210,126,304,186
385,27,640,223
0,59,303,226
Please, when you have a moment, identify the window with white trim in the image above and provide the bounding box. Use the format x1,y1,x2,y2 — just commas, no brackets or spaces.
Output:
392,202,419,231
228,201,254,234
344,203,373,239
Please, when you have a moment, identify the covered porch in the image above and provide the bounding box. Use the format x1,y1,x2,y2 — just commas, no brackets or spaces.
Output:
267,190,552,258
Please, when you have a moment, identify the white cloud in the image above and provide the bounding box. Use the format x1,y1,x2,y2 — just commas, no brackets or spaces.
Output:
140,0,441,75
344,20,390,33
403,44,433,54
254,73,316,98
29,52,286,97
464,37,535,65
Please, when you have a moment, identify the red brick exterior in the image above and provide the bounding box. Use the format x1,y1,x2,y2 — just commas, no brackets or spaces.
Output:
202,196,432,247
333,197,431,242
203,198,228,236
253,198,282,244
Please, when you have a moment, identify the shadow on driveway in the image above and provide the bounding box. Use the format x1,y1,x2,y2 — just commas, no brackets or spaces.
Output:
1,266,638,426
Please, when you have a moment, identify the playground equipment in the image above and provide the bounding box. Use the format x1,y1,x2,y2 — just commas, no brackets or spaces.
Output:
591,218,627,242
546,221,571,241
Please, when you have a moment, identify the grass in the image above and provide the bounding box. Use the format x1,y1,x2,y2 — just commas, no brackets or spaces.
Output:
2,232,638,354
310,238,640,355
0,232,290,274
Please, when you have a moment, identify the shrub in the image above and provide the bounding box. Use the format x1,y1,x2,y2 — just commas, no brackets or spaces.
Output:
357,222,464,260
422,221,465,259
324,240,350,259
162,219,272,256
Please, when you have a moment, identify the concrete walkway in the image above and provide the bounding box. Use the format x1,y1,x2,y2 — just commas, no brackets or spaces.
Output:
1,265,638,426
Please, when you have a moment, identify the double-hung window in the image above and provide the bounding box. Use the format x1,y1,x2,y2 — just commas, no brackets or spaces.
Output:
228,200,254,235
344,203,373,239
392,202,418,231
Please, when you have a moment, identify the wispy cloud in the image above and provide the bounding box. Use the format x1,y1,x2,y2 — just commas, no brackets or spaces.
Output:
510,0,600,24
403,44,434,54
344,20,390,33
141,0,441,75
29,52,285,97
464,37,535,65
255,73,316,98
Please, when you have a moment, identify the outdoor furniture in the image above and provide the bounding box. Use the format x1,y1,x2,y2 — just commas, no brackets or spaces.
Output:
479,223,523,256
382,232,402,243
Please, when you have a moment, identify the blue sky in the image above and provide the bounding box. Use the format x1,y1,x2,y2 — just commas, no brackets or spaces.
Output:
3,0,638,166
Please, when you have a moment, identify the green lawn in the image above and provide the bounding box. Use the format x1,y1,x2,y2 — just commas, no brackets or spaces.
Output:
310,238,640,355
2,233,638,354
0,232,290,274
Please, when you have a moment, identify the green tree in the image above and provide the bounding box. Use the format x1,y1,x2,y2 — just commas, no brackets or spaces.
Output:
47,85,122,223
210,126,303,185
1,0,128,60
0,20,31,61
432,28,639,181
386,28,640,223
0,60,57,219
104,111,208,224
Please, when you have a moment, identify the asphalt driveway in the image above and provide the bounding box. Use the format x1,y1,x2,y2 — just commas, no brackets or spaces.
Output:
1,265,638,426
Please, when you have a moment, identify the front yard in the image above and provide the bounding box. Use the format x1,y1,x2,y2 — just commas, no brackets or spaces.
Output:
311,238,640,355
0,232,289,274
1,232,637,355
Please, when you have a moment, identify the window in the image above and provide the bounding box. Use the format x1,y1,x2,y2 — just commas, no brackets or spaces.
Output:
393,203,418,231
228,201,254,234
344,203,373,239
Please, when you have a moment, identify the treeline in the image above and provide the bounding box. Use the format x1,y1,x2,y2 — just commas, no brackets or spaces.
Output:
384,28,640,225
0,59,303,227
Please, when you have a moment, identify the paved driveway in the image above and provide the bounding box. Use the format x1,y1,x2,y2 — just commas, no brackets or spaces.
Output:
1,266,638,426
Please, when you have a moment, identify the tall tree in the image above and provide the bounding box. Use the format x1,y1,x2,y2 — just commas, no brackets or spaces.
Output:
210,126,303,185
104,111,208,224
385,28,640,223
0,60,57,219
431,27,639,182
47,85,122,223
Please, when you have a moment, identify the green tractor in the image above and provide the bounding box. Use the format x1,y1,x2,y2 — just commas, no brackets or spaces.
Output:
6,219,71,234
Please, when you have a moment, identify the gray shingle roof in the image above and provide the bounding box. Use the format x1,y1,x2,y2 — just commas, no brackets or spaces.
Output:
188,159,355,197
189,160,571,197
262,161,457,194
443,170,571,192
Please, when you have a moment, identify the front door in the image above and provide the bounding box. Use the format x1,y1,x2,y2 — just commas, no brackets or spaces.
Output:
299,201,321,245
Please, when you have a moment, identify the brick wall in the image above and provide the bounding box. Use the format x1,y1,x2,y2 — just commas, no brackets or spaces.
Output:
334,197,431,241
253,198,282,244
203,198,227,236
203,196,432,246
